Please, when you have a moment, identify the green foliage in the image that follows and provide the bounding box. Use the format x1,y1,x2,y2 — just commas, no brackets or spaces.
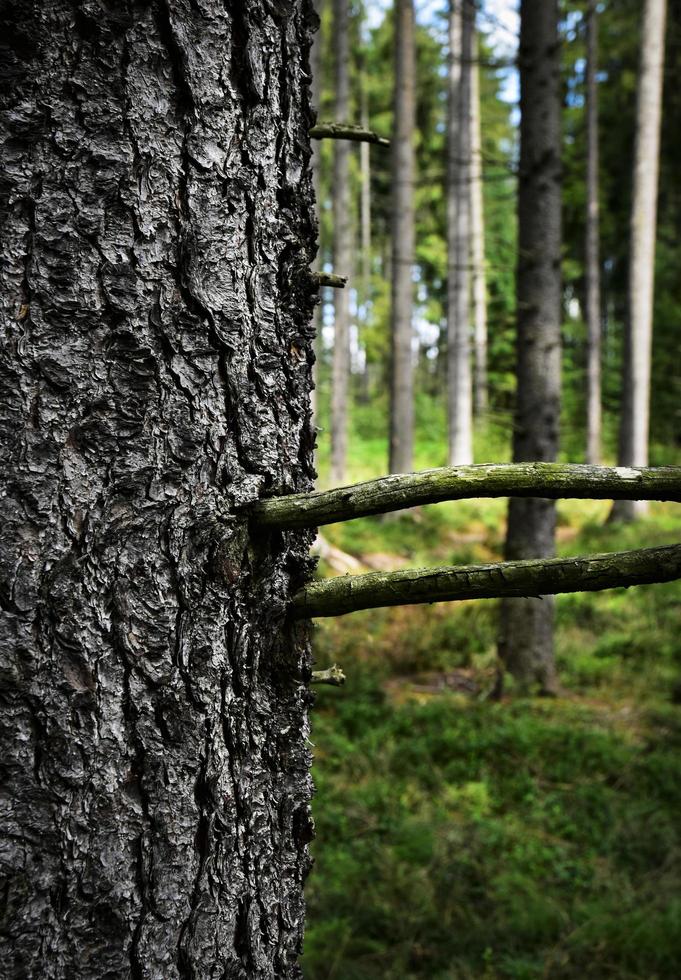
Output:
303,498,681,979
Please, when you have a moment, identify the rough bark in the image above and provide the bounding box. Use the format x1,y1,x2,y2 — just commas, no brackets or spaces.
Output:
330,0,351,485
291,544,681,619
310,0,324,424
612,0,667,521
585,0,602,465
0,2,317,977
252,463,681,530
470,36,488,418
498,0,562,694
389,0,416,474
447,0,474,465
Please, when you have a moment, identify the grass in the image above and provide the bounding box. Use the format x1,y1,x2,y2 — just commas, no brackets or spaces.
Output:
301,402,681,979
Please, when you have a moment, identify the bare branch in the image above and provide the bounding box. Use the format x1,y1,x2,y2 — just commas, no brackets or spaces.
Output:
290,544,681,619
311,664,346,686
313,271,348,289
310,122,390,147
251,463,681,531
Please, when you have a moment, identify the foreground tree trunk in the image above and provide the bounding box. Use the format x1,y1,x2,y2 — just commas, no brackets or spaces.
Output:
498,0,562,695
470,35,488,419
310,0,325,424
585,0,602,465
611,0,667,521
389,0,416,474
330,0,351,484
447,0,474,466
0,2,317,977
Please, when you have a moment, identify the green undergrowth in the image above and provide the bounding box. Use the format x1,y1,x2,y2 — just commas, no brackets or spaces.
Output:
302,423,681,978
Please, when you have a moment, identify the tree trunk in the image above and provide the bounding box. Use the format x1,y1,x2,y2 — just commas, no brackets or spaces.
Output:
310,0,325,425
611,0,667,520
330,0,351,485
470,32,488,419
584,0,601,465
447,0,474,466
0,2,317,977
389,0,416,474
498,0,562,695
358,53,372,406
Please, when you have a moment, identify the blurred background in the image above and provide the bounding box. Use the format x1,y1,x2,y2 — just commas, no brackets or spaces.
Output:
302,1,681,977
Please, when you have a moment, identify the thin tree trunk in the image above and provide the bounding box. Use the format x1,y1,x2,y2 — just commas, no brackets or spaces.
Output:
585,0,602,465
471,32,488,418
611,0,667,520
330,0,351,484
447,0,474,466
358,57,372,405
0,2,316,976
498,0,562,695
311,0,325,425
389,0,416,474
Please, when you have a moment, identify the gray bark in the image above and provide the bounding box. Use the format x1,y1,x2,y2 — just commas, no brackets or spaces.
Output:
498,0,562,694
447,0,474,465
389,0,416,474
310,0,324,425
470,37,488,418
585,0,602,465
612,0,667,521
0,2,317,977
330,0,351,485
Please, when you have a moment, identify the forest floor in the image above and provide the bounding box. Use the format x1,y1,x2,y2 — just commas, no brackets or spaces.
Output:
301,409,681,979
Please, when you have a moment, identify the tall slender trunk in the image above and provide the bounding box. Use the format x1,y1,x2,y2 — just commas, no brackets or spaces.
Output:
585,0,601,465
612,0,667,520
471,32,488,419
358,48,372,405
310,0,324,426
447,0,474,466
498,0,562,695
330,0,351,484
0,2,317,976
389,0,416,474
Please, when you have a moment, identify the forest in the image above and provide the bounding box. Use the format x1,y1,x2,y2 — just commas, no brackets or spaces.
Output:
0,0,679,978
304,0,681,976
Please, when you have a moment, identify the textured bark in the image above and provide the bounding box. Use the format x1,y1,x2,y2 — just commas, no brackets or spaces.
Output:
389,0,416,474
252,463,681,530
498,0,562,694
585,0,602,465
0,2,317,978
330,0,351,485
470,38,488,418
310,0,324,424
612,0,667,521
447,0,474,465
291,544,681,619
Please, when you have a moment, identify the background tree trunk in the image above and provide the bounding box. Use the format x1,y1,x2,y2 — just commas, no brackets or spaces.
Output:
0,2,317,976
389,0,416,474
585,0,602,465
470,29,488,420
611,0,667,520
498,0,562,695
330,0,351,484
358,53,372,406
310,0,325,426
447,0,474,466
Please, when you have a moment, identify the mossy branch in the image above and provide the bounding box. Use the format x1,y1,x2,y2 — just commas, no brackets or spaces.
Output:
311,664,346,686
290,544,681,619
310,122,390,147
313,271,348,289
252,463,681,530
